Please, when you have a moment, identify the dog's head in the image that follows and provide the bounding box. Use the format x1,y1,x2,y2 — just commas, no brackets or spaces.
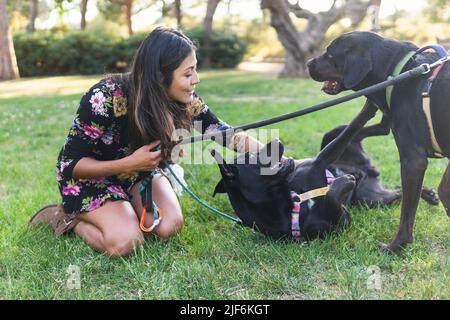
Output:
211,139,296,239
287,161,354,240
307,31,417,95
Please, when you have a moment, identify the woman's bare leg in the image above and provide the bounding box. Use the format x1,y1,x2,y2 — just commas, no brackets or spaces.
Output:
74,200,144,257
129,173,183,240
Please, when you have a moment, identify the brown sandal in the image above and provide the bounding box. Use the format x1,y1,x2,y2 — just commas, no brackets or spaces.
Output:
29,204,79,236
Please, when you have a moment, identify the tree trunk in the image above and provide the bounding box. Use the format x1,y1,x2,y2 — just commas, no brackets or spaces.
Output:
0,0,20,80
261,0,372,78
370,0,381,32
26,0,38,32
124,0,133,36
202,0,221,69
174,0,182,29
80,0,88,30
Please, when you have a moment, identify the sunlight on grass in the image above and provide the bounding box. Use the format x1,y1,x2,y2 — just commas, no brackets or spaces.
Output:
0,75,102,99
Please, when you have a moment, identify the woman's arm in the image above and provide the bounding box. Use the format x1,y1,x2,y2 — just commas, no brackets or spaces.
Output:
229,131,263,154
72,141,162,179
72,157,132,179
229,132,304,168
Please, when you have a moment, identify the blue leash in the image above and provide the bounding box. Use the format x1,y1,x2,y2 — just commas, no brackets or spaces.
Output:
162,159,242,224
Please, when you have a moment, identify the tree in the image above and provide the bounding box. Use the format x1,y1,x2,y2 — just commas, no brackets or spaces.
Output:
174,0,182,28
370,0,381,32
80,0,89,30
26,0,38,32
201,0,221,68
424,0,450,22
157,0,183,28
0,0,20,80
261,0,375,78
98,0,151,36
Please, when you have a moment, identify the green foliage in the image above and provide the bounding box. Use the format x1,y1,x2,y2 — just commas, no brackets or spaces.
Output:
13,31,62,77
96,0,126,24
186,27,248,68
424,0,450,22
13,28,248,77
13,31,119,76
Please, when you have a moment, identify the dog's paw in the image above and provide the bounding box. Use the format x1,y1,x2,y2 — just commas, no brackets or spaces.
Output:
421,187,440,206
378,242,403,255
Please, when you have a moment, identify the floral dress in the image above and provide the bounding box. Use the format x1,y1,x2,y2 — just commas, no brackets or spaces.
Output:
56,77,231,214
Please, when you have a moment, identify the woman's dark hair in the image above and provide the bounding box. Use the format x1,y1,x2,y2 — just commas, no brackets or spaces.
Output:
128,26,196,159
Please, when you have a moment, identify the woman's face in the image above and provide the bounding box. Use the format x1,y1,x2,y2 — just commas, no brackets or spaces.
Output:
167,50,200,104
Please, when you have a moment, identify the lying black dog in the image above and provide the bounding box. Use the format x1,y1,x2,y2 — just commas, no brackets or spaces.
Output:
323,125,439,207
212,102,378,241
307,31,450,252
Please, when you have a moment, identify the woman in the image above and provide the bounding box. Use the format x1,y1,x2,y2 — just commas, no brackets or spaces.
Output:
30,27,298,257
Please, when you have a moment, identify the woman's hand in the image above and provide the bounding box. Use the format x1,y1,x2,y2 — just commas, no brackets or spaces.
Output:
126,140,162,172
281,156,310,169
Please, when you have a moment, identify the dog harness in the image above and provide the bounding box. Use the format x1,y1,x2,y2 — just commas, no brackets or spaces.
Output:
418,45,449,158
290,170,335,240
386,45,449,158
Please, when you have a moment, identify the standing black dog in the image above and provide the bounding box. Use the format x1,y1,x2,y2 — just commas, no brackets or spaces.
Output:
212,102,378,241
307,31,450,252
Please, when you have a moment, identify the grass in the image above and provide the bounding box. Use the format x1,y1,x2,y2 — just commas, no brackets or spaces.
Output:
0,71,449,300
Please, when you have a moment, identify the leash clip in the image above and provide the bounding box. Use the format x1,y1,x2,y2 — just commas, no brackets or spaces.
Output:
430,55,450,69
420,63,431,74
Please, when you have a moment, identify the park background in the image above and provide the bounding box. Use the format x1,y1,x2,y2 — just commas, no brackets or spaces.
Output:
0,0,449,299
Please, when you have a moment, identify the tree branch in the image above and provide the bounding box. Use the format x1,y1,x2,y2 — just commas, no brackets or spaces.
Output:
286,0,315,20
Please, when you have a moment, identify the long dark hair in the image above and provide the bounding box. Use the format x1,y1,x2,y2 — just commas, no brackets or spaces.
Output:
128,26,196,159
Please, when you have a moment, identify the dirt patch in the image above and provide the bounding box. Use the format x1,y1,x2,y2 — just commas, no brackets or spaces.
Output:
237,62,284,75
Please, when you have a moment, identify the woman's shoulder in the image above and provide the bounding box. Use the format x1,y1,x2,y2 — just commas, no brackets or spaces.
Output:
78,74,130,119
189,91,209,117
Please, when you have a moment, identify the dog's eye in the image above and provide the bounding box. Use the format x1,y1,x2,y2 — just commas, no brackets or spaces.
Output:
326,53,339,69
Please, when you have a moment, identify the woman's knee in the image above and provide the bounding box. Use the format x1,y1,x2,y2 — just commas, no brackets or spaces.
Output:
156,214,184,240
104,231,144,256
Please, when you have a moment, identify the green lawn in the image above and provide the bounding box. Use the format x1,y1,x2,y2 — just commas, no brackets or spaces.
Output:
0,71,448,299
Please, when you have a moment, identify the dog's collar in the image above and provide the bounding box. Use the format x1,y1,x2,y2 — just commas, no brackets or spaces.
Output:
290,170,334,240
386,51,416,108
290,187,329,240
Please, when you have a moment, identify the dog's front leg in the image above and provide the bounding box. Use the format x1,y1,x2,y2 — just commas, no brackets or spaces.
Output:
355,109,391,141
380,150,428,253
316,100,378,168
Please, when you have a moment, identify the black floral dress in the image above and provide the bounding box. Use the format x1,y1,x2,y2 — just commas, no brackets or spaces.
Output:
56,77,231,214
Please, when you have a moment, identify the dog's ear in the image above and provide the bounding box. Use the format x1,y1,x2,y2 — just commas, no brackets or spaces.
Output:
210,149,234,177
213,179,226,197
343,51,372,89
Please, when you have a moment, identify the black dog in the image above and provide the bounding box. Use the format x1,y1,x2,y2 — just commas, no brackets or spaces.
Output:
323,125,439,207
307,31,450,252
212,102,378,241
